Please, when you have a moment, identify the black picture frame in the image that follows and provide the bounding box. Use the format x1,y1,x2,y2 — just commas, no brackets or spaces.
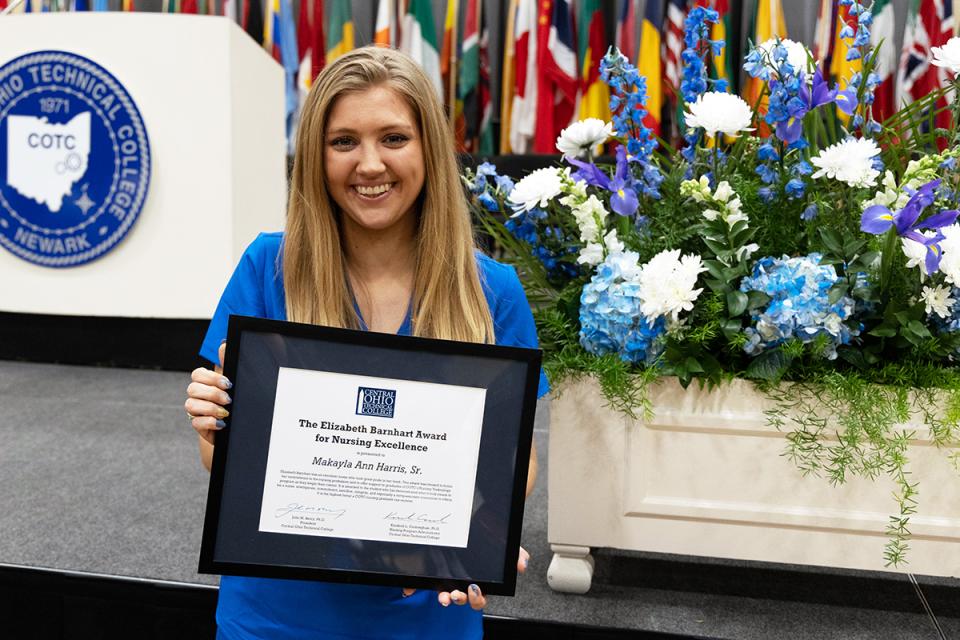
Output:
198,315,542,596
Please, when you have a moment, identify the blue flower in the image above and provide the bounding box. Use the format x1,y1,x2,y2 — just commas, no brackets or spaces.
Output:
740,254,860,359
580,253,667,364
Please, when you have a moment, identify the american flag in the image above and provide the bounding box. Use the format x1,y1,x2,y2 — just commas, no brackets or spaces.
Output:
664,0,687,97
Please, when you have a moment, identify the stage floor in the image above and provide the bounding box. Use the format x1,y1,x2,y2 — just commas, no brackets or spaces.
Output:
1,360,957,639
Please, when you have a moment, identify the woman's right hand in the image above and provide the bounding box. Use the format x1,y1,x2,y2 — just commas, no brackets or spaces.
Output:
185,341,233,446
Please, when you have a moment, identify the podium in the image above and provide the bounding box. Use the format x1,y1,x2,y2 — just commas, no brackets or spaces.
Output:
0,13,286,320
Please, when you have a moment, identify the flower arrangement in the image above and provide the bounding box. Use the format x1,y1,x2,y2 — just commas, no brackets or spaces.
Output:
466,0,960,565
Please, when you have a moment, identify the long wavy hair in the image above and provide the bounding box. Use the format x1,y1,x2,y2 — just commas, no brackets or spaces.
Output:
283,46,494,343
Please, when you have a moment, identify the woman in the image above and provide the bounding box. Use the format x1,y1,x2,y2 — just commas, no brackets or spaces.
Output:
185,46,547,639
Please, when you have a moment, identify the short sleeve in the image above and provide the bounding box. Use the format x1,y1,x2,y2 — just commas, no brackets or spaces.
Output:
486,260,550,398
198,235,273,366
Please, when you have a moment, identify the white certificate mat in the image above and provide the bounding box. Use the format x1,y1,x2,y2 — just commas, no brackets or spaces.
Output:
258,367,487,548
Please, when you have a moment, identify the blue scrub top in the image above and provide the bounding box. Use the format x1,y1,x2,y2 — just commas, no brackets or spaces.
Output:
200,232,548,640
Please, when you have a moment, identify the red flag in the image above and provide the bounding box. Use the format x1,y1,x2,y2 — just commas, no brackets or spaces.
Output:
311,0,326,78
898,0,955,146
182,0,197,12
297,0,311,62
617,0,637,62
533,0,578,153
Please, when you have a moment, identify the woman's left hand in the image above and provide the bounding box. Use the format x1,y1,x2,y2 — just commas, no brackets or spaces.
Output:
401,546,530,610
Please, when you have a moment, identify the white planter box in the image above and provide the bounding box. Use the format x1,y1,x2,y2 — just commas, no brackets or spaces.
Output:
546,376,960,593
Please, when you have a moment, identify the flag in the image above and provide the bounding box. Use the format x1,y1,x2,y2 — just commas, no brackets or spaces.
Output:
274,0,300,152
374,0,395,47
535,0,578,152
871,0,897,122
93,0,108,10
456,0,480,150
400,0,442,99
577,0,611,123
813,0,834,65
244,0,265,45
311,0,326,78
639,0,664,137
181,0,197,13
897,0,955,145
743,0,788,108
508,0,538,153
477,13,494,155
710,0,734,91
122,0,134,10
264,0,280,60
440,0,459,115
663,0,685,101
499,0,519,153
326,0,354,65
224,0,237,21
295,0,314,119
617,0,637,63
72,0,88,10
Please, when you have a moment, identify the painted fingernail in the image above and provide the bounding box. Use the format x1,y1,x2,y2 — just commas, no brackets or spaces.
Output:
219,377,233,390
216,407,230,419
222,393,232,405
469,584,480,595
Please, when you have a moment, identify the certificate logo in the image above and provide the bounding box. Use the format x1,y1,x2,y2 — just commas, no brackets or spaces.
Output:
0,50,151,267
356,387,396,419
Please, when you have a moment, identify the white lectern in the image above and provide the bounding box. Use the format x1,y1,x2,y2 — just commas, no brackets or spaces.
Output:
0,13,286,319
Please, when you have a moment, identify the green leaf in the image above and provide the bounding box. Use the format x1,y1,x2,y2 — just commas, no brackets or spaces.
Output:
745,348,794,382
721,319,742,340
819,228,844,255
837,348,867,370
828,284,849,305
908,320,932,339
704,260,727,281
746,290,771,309
727,290,748,317
684,357,705,373
868,324,897,338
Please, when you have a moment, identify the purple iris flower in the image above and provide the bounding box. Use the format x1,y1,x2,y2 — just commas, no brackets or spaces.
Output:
566,147,639,217
861,179,959,273
775,68,844,144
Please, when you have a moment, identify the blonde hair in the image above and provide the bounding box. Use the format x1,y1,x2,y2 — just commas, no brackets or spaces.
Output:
283,46,494,343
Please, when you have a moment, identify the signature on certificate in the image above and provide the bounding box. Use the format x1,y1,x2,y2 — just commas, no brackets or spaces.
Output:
383,511,452,525
274,503,347,520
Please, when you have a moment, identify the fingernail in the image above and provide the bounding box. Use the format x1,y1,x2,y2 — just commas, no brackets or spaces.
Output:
220,338,227,345
222,393,233,405
219,377,233,390
441,598,449,607
469,584,479,595
215,419,226,429
216,407,230,419
523,557,529,569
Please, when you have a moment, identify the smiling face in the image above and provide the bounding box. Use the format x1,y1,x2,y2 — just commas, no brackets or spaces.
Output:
323,85,426,240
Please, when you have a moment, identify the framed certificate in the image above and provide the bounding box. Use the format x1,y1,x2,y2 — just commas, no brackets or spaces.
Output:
198,315,542,596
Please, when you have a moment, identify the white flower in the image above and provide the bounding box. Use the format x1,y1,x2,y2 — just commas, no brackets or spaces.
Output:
578,243,604,266
736,243,760,263
508,168,564,215
571,194,608,243
638,249,707,325
713,181,734,203
603,229,625,255
901,231,937,275
938,224,960,286
556,119,614,158
702,208,721,221
610,249,643,282
932,37,960,75
758,38,812,76
683,92,754,138
810,138,881,188
921,285,955,319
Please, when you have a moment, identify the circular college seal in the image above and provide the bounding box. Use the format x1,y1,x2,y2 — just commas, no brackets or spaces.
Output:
0,50,151,267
